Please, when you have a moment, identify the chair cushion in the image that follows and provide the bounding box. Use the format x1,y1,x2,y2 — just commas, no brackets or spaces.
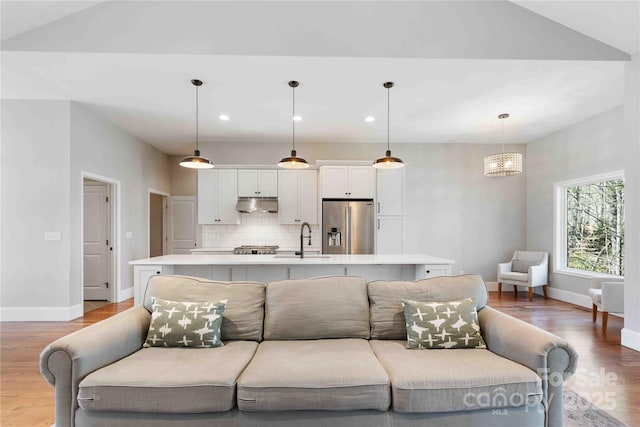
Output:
370,340,542,413
78,341,258,413
264,276,370,340
368,275,488,340
144,275,265,341
500,272,529,282
237,339,390,411
588,288,602,304
511,260,540,273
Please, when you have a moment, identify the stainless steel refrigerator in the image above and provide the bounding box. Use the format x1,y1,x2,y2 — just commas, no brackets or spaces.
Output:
322,199,375,255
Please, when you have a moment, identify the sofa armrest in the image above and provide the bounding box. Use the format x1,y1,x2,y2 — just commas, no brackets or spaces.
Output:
478,306,578,427
529,263,548,287
40,306,150,427
601,281,625,313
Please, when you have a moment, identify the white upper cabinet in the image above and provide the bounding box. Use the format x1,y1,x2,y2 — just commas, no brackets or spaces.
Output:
238,169,278,197
376,168,405,216
197,169,239,224
278,170,318,224
321,165,375,198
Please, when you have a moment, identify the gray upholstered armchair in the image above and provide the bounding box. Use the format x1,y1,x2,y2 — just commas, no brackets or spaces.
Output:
497,251,549,301
588,277,624,332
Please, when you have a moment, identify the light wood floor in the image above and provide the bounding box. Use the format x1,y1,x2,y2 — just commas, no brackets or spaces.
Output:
1,293,637,426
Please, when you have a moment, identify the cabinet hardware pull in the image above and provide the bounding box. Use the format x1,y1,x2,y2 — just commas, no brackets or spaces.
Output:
377,219,380,230
377,202,380,213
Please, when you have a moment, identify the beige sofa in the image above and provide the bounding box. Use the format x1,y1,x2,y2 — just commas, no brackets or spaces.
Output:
40,274,578,427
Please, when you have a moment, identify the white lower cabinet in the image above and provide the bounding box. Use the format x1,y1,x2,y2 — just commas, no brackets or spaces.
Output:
424,265,452,278
134,265,174,305
376,216,403,255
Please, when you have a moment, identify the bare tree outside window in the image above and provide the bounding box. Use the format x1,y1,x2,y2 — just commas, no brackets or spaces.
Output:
566,179,624,275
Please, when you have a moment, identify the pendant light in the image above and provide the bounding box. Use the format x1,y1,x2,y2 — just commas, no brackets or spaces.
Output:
179,79,214,169
373,82,404,169
483,113,522,177
278,80,309,169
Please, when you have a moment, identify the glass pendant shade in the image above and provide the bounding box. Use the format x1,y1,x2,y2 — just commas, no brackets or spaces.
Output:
179,79,214,170
483,113,521,177
278,149,310,169
179,149,214,169
278,81,309,169
373,81,404,169
372,150,404,169
483,152,522,176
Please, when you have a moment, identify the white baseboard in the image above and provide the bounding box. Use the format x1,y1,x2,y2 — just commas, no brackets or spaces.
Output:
621,328,640,352
545,287,592,309
0,304,83,321
118,287,134,302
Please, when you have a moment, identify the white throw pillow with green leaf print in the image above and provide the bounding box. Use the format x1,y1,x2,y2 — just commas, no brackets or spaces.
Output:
401,298,486,349
144,297,227,348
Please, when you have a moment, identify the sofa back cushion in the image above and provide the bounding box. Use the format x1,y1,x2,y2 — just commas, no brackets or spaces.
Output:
264,276,370,340
144,275,265,341
368,274,488,340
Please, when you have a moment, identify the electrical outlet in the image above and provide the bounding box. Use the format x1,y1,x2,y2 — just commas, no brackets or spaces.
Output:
126,231,133,239
44,232,61,241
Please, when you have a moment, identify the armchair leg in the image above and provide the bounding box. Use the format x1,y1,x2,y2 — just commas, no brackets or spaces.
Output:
498,282,502,296
602,312,609,333
513,285,518,296
542,285,548,299
528,288,533,302
592,304,598,322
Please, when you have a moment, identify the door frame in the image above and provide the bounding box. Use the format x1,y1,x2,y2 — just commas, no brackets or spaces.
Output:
81,171,120,303
148,188,170,258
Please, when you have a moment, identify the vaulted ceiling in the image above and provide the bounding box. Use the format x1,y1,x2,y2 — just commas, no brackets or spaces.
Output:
2,1,638,155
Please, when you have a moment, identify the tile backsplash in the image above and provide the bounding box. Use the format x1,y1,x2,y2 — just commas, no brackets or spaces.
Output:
202,212,320,250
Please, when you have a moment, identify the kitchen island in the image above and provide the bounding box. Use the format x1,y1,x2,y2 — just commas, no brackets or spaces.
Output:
129,254,455,305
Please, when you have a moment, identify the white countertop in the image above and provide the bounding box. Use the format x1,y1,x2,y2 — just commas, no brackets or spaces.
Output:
190,247,322,253
130,254,455,266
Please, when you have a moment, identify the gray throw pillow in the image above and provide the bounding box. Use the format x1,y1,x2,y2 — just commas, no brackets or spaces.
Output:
511,259,540,273
401,298,486,349
144,297,227,348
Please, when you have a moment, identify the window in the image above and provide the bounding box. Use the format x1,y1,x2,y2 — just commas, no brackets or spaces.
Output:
554,171,624,276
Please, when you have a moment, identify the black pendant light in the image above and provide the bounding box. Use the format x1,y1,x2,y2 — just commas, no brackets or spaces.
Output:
179,79,214,169
278,80,309,169
373,82,404,169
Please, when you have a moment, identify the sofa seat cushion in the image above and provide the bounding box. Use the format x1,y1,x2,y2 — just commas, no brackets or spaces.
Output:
237,339,390,411
78,341,258,413
500,272,529,282
370,340,542,413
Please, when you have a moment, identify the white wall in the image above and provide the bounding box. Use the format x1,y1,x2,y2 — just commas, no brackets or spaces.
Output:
1,100,72,317
175,140,526,280
0,100,170,320
622,53,640,351
525,107,626,297
70,102,170,304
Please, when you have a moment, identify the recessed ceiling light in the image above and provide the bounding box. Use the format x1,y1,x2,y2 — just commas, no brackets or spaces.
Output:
219,114,230,121
293,115,302,121
364,116,375,122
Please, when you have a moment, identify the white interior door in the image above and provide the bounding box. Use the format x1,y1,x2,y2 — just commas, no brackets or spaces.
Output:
83,182,110,300
168,196,198,254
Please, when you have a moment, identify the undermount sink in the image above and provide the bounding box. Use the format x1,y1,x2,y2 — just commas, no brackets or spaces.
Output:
273,254,332,259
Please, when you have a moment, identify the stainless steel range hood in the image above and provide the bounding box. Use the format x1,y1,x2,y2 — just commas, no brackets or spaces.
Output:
236,197,278,213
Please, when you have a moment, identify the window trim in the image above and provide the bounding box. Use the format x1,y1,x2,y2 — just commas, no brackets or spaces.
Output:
553,170,625,278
